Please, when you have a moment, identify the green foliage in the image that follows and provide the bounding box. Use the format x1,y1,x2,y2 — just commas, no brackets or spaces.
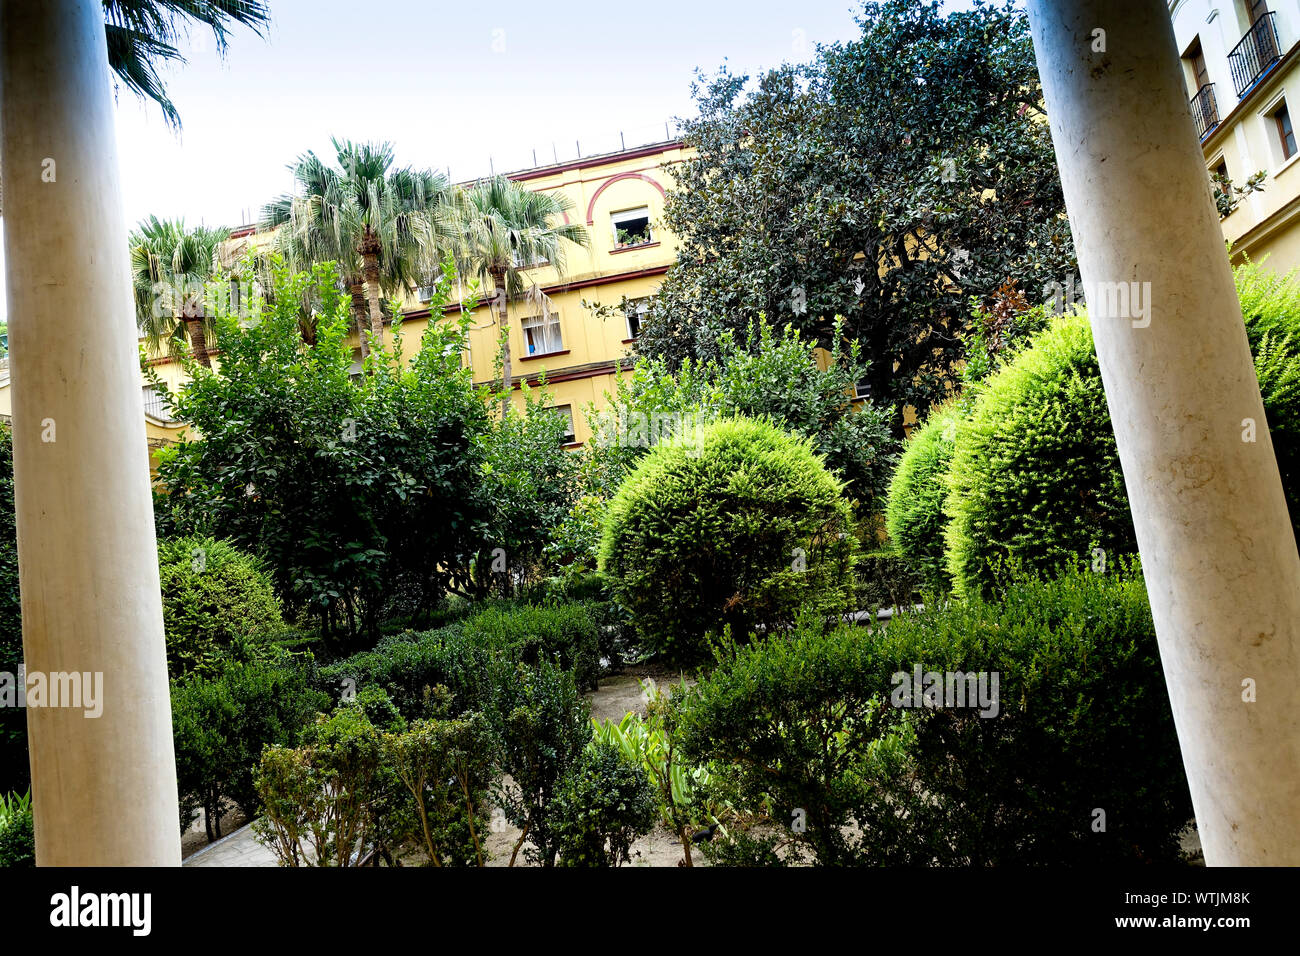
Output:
552,739,656,867
462,601,602,692
587,318,896,514
944,263,1300,595
593,679,724,867
318,625,492,721
490,658,592,867
863,565,1192,864
853,549,923,612
254,703,387,867
885,405,960,593
944,315,1132,598
638,0,1073,424
172,654,328,841
599,417,857,662
153,256,491,643
684,566,1192,865
471,388,583,598
383,714,494,867
0,790,34,867
157,535,284,678
0,427,25,797
679,622,910,866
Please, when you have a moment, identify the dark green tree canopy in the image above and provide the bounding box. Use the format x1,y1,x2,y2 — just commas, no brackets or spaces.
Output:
639,0,1075,423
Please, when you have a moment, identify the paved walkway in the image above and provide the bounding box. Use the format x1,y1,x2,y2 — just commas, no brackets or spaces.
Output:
184,822,277,867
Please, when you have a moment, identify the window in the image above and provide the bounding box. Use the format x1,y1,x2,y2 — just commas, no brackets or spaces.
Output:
611,206,652,247
625,297,650,340
853,378,872,401
548,404,576,444
416,284,436,302
521,312,563,356
348,348,364,382
1274,100,1297,159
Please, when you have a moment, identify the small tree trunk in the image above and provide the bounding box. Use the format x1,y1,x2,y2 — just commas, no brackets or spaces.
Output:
360,235,385,351
185,316,212,367
492,269,510,417
349,279,369,362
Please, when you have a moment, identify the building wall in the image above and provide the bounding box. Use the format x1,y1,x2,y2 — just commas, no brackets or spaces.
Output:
1172,0,1300,266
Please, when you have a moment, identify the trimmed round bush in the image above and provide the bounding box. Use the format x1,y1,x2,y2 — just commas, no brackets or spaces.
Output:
598,416,857,662
945,265,1300,597
158,535,284,678
884,404,960,593
943,316,1132,598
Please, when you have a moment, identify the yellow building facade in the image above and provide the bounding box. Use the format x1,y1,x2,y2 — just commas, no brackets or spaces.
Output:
1174,0,1300,265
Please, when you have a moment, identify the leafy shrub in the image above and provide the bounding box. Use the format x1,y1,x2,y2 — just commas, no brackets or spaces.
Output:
383,714,494,866
254,704,387,867
462,601,602,691
854,549,923,612
318,625,491,721
599,417,857,662
943,315,1134,598
683,566,1193,866
678,619,908,866
862,564,1192,864
158,535,284,678
946,268,1300,595
552,739,656,867
594,679,723,867
884,404,960,592
172,654,328,840
0,790,34,867
490,658,591,867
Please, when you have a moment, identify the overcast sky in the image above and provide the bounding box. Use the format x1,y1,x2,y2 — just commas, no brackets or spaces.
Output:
1,0,981,324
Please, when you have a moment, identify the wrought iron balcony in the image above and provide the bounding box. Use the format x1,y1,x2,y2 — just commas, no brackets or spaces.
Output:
1228,12,1282,98
1191,82,1220,138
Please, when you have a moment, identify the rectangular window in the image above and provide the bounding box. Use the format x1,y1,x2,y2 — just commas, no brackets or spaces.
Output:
854,378,872,400
521,312,563,356
1275,101,1296,159
549,404,576,444
611,206,652,247
625,297,650,340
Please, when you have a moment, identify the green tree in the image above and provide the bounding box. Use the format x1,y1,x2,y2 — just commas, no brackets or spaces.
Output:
639,0,1074,427
262,138,460,353
151,256,491,642
458,176,589,413
129,215,231,367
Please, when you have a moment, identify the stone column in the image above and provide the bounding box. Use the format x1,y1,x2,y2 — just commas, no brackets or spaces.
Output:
1,0,181,864
1027,0,1300,864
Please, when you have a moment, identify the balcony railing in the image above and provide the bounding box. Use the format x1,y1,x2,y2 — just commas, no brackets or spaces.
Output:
1228,12,1282,98
1191,82,1220,138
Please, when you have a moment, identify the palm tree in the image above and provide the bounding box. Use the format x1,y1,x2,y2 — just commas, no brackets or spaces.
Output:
262,138,460,353
103,0,271,129
129,216,230,367
458,176,589,413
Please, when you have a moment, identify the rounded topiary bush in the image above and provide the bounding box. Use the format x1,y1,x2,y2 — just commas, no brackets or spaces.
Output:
944,270,1300,597
598,416,857,662
944,315,1134,598
158,535,284,678
885,404,961,593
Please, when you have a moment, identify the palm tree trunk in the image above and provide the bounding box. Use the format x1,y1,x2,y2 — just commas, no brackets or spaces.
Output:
492,268,510,417
349,279,369,362
185,315,212,367
360,235,384,350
